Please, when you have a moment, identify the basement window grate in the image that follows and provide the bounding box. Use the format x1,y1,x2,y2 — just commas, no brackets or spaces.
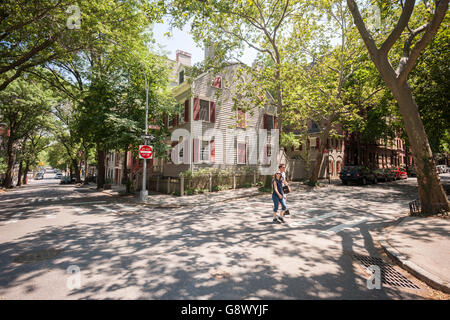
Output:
353,254,420,290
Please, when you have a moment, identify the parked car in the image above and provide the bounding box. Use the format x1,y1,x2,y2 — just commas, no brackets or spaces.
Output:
55,173,62,179
437,165,448,173
35,173,44,180
392,167,407,180
406,167,416,177
340,166,377,185
373,168,395,182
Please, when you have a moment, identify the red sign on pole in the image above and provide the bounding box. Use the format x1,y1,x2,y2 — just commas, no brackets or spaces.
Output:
139,145,153,159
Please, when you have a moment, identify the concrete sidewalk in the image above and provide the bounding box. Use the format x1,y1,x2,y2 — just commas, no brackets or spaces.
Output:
92,181,322,207
379,216,450,293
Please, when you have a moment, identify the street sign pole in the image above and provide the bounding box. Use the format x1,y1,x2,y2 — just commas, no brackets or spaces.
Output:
140,75,149,202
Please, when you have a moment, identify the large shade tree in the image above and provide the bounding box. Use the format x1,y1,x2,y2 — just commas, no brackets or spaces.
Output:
346,0,449,214
0,76,54,188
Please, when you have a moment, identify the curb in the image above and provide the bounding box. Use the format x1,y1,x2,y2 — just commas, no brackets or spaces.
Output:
139,191,265,208
379,219,450,294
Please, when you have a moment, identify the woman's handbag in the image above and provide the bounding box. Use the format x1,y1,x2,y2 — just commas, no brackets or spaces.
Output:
283,185,290,194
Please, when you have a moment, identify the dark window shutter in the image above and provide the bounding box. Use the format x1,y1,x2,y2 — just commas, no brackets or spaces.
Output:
210,140,215,162
299,142,302,151
245,143,247,163
210,101,215,123
193,98,200,121
184,100,189,122
316,137,320,148
274,116,277,129
263,114,268,130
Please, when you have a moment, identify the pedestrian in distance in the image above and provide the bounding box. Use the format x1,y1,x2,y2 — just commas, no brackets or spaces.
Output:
272,172,287,223
278,164,291,215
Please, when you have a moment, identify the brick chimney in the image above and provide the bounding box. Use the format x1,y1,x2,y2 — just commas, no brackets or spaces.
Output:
176,50,191,67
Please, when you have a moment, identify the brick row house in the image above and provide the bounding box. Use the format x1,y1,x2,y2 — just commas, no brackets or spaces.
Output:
344,133,411,169
284,121,346,181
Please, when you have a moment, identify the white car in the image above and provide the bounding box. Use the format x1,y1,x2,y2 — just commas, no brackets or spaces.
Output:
55,173,62,179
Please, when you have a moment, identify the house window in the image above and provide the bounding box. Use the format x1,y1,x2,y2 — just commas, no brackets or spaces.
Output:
212,76,222,88
237,143,246,164
179,145,184,163
237,108,246,128
267,144,272,158
310,138,317,150
266,115,274,131
311,121,319,132
199,100,210,122
179,70,184,84
200,140,210,162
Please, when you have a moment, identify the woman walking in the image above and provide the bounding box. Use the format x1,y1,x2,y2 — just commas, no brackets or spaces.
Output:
272,172,287,223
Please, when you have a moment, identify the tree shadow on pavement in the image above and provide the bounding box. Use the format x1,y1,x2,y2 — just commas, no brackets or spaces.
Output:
0,200,425,299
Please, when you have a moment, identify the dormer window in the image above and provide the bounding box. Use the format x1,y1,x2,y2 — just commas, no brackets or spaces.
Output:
179,69,185,84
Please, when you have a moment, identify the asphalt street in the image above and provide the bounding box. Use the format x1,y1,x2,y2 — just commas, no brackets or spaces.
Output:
0,171,448,299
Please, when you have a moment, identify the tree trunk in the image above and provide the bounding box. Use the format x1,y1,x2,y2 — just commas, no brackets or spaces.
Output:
97,149,106,189
72,158,81,183
16,160,23,187
83,150,89,185
2,136,15,188
310,124,332,184
122,147,130,193
392,82,449,214
23,163,29,185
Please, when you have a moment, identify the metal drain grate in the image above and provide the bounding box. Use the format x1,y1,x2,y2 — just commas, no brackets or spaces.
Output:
353,254,420,290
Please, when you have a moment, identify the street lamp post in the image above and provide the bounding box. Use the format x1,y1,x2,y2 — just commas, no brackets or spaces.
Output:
99,33,149,202
141,76,149,202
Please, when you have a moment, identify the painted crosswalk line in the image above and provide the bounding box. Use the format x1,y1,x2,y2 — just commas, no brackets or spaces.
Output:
320,218,368,234
94,205,114,213
288,212,339,227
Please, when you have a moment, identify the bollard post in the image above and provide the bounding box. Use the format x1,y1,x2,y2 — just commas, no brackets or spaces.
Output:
180,173,184,196
209,173,212,192
168,177,171,194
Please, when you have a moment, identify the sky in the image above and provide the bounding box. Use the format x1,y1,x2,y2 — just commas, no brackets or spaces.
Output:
152,22,258,66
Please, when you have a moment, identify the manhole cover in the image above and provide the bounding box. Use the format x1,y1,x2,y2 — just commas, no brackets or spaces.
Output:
353,254,420,290
13,248,63,264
